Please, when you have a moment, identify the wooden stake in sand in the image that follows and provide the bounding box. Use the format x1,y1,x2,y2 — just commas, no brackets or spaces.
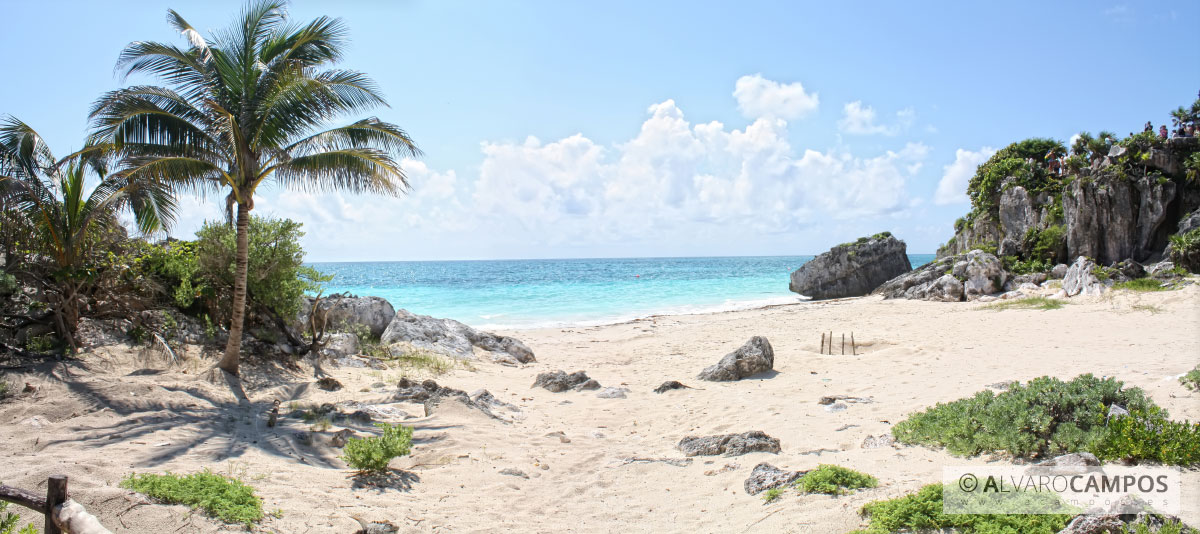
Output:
841,334,845,355
820,332,825,354
851,332,856,356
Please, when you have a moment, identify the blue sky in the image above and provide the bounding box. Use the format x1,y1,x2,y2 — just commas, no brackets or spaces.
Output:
2,1,1197,261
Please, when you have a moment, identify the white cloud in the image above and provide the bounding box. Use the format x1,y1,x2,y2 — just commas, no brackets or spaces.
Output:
733,74,819,120
933,147,996,205
838,101,915,136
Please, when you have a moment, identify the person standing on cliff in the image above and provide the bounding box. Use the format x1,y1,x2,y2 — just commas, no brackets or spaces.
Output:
1159,125,1169,139
1145,121,1153,132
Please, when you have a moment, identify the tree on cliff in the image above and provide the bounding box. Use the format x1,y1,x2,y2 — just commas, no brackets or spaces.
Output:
89,0,420,375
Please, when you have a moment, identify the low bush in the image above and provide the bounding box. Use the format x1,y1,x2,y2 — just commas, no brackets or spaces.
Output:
984,297,1065,311
851,484,1070,534
892,375,1200,466
892,374,1151,459
795,465,877,495
1,489,37,534
1183,366,1200,392
121,470,264,527
761,487,782,503
342,423,413,473
1092,406,1200,466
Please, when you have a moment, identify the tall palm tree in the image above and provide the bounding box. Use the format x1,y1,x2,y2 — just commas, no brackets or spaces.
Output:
0,117,176,347
90,1,420,375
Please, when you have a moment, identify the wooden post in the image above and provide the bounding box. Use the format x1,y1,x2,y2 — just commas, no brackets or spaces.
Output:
820,332,825,354
828,331,832,354
45,475,67,534
841,334,845,355
851,332,856,355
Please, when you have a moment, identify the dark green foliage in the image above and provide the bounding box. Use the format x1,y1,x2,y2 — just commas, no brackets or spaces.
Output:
342,423,413,473
121,470,264,527
0,494,38,534
795,465,877,495
1118,131,1165,167
0,272,17,296
839,231,895,249
1169,229,1200,273
967,138,1065,217
1123,519,1198,534
1185,152,1200,182
852,484,1070,534
891,374,1153,459
1092,406,1200,466
138,240,204,310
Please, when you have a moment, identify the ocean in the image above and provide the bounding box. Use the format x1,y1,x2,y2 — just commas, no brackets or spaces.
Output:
311,255,936,330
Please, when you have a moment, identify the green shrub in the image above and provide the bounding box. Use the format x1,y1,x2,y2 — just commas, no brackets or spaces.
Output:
342,423,413,473
0,272,17,296
1182,366,1200,392
24,334,55,353
892,374,1153,459
762,487,782,503
1169,228,1200,273
795,465,877,495
1091,264,1117,281
121,470,264,527
1113,278,1171,292
1092,406,1200,466
1123,519,1198,534
851,484,1070,534
967,138,1065,217
1,484,38,533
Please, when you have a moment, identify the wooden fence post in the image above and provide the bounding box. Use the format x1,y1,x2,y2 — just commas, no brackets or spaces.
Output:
45,475,67,534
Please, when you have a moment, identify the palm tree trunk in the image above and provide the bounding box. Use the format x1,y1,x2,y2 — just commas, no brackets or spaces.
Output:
218,201,251,375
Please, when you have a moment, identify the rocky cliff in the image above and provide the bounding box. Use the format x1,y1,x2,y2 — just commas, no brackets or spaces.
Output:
939,136,1199,268
789,233,911,300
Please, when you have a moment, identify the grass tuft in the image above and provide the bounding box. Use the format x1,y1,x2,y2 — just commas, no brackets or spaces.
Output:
983,296,1065,311
1113,278,1172,292
762,487,783,503
850,484,1071,534
795,465,877,495
121,469,264,527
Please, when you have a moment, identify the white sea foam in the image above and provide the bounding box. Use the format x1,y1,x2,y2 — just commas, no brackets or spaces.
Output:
476,294,806,331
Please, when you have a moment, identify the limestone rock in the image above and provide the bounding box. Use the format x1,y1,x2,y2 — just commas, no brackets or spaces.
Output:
316,376,343,391
744,463,805,495
596,387,629,399
1049,263,1070,279
697,336,774,381
321,332,359,359
1036,452,1100,467
1062,256,1105,297
381,309,535,364
789,233,912,299
304,295,396,338
1064,173,1176,264
953,250,1007,299
677,431,781,457
653,381,691,393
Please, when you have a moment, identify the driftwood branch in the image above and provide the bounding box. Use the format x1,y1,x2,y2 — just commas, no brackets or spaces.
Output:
0,483,48,513
0,477,112,534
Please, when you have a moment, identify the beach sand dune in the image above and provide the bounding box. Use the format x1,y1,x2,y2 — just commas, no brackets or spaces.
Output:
1,287,1197,533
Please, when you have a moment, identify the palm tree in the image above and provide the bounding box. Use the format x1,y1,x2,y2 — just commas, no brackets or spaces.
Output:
90,1,420,375
0,117,176,347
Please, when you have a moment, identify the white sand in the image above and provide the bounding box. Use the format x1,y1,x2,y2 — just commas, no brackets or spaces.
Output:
1,286,1198,533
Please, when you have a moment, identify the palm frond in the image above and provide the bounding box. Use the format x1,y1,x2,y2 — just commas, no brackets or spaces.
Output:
270,147,408,195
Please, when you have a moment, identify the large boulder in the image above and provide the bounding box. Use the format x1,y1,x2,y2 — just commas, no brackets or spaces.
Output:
677,431,781,457
1064,173,1176,264
302,295,396,338
953,250,1006,299
1062,256,1105,297
381,309,535,365
789,233,912,300
697,336,774,381
320,332,359,359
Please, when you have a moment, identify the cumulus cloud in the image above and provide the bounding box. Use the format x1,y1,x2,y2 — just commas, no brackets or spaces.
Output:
733,74,819,120
838,101,915,135
933,147,996,205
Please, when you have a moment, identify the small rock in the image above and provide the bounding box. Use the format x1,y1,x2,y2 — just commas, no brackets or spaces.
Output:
330,428,356,448
703,463,740,476
744,462,805,495
861,434,895,449
316,377,343,391
653,380,691,393
1107,404,1130,419
499,468,529,479
1035,452,1100,467
545,431,571,443
824,402,848,413
349,410,373,424
697,336,774,381
596,387,629,399
532,370,600,392
678,431,781,457
352,518,399,534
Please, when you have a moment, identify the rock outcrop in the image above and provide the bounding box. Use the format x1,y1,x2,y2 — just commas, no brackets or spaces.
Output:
697,336,774,381
874,250,1004,302
788,233,912,300
381,309,535,365
678,431,781,457
320,332,359,359
1064,175,1176,265
744,463,806,495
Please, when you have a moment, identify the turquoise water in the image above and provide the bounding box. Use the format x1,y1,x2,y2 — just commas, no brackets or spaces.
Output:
311,255,935,329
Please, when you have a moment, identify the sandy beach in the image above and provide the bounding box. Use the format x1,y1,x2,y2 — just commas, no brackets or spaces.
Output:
1,286,1198,533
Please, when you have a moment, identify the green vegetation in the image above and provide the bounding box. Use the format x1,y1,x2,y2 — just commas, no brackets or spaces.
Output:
851,484,1070,534
892,374,1200,466
761,487,782,503
89,0,420,375
1093,405,1200,466
1112,278,1171,292
0,380,10,401
121,470,264,527
342,423,414,473
838,231,894,249
1169,228,1200,273
983,296,1065,311
1,481,38,534
1124,520,1198,534
794,465,877,495
1183,366,1200,391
